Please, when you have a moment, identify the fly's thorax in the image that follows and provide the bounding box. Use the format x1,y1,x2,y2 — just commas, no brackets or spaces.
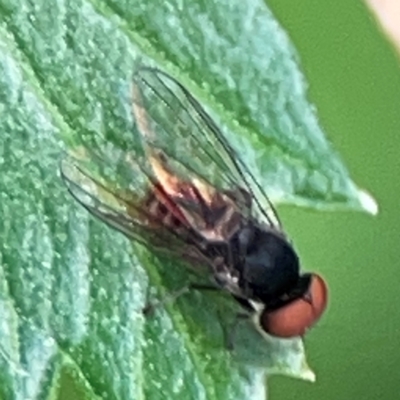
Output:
233,225,300,304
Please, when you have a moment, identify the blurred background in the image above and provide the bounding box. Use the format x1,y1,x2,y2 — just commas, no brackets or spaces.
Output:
266,1,400,399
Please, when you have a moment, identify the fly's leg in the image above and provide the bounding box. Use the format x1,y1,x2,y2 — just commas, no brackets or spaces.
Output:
223,312,249,351
143,282,251,352
143,283,220,315
143,286,190,315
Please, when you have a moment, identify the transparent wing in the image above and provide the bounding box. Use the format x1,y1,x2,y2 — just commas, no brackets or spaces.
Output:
132,67,282,230
60,151,208,264
61,66,283,258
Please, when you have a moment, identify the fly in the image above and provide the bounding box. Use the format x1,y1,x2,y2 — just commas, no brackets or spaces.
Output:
61,67,328,338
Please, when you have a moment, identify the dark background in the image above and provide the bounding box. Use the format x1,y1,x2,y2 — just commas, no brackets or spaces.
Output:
267,1,400,399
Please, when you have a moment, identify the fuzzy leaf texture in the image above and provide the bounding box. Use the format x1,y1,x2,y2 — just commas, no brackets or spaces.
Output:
0,0,377,399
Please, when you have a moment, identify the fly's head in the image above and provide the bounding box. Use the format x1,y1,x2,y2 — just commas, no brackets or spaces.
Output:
259,273,328,338
234,225,328,338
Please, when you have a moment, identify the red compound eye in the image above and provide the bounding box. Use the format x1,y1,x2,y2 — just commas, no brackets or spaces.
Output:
260,274,328,338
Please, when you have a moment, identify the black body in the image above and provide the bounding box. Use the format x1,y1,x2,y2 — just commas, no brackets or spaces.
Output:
203,220,307,310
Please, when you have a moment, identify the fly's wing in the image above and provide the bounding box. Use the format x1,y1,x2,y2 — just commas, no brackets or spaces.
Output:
60,148,210,267
132,67,282,232
61,66,282,265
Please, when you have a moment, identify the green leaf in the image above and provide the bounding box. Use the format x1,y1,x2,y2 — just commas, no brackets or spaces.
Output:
0,0,376,399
